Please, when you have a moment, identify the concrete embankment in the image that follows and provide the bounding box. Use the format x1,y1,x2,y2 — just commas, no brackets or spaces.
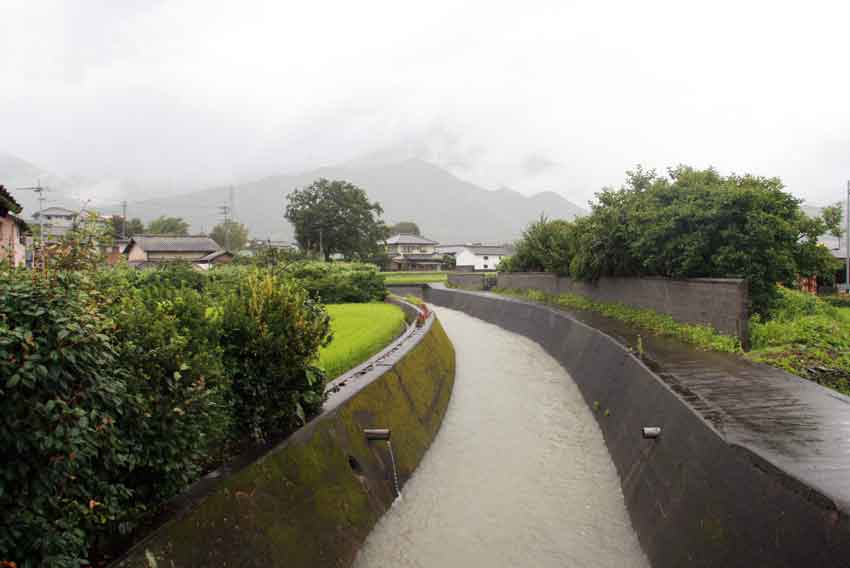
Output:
115,305,455,568
426,284,850,568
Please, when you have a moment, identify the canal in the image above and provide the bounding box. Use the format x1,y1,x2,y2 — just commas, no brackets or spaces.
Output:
354,306,648,567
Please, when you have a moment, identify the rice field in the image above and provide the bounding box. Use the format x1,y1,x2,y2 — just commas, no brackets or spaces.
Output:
317,303,407,380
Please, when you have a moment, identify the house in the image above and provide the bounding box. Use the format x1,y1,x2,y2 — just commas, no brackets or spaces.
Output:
819,234,848,291
31,206,78,240
383,233,444,271
0,185,27,267
454,244,513,271
124,235,232,269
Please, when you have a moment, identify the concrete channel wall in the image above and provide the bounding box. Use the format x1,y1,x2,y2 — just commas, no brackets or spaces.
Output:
496,272,749,345
425,285,850,568
115,306,455,568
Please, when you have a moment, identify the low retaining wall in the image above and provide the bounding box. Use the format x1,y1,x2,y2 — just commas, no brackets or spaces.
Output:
496,272,749,345
384,282,427,299
425,285,850,568
116,309,455,568
447,273,485,290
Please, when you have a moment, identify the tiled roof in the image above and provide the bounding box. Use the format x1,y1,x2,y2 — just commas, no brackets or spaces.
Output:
385,234,438,245
129,235,221,253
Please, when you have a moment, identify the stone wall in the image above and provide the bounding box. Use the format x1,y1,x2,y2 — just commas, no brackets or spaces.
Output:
497,272,749,345
447,273,485,290
425,285,850,568
115,310,455,568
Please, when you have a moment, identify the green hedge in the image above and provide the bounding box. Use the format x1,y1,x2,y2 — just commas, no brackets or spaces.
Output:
0,264,332,567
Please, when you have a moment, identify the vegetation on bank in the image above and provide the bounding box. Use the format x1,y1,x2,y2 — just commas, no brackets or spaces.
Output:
318,303,407,380
495,286,850,396
499,166,843,316
0,249,390,567
382,271,448,284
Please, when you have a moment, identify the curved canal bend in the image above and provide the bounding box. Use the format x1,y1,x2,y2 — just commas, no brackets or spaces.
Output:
354,307,648,568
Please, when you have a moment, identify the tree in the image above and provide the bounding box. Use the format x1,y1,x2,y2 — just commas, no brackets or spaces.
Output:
147,216,189,236
822,202,844,239
109,215,145,238
284,178,388,260
389,221,421,236
506,165,841,316
210,221,249,251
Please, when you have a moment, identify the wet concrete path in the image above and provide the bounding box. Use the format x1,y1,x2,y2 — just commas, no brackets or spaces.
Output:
353,307,648,568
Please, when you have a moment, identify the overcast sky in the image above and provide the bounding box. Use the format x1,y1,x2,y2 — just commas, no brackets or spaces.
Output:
2,0,850,207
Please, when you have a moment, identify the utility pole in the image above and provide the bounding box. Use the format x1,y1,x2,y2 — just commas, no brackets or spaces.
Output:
218,203,231,251
121,200,128,239
15,183,51,268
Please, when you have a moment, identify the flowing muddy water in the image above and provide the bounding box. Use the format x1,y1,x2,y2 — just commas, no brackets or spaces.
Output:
354,307,648,568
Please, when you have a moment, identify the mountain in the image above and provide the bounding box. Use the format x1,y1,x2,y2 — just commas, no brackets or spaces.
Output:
121,159,586,243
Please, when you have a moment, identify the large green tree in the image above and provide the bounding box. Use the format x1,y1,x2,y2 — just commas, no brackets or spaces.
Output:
506,166,841,316
388,221,421,236
109,215,145,238
210,221,249,251
284,178,388,260
147,216,189,236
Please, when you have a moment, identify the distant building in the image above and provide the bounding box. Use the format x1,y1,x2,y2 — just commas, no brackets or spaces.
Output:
383,234,443,271
0,186,27,267
819,234,848,290
453,244,513,271
124,235,232,269
31,206,78,240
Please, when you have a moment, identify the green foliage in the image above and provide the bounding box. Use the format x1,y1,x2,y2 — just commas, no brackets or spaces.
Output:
219,269,331,441
285,261,386,303
821,202,844,239
494,287,742,353
106,282,230,506
46,212,113,272
108,216,145,239
503,165,841,316
748,288,850,395
382,271,447,284
388,221,421,236
317,303,406,380
0,270,134,567
146,216,189,236
1,261,338,565
210,221,249,251
498,215,576,274
284,178,388,260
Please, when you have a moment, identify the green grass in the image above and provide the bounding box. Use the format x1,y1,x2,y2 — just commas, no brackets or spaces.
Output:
747,288,850,395
317,303,407,380
494,286,850,396
382,271,448,284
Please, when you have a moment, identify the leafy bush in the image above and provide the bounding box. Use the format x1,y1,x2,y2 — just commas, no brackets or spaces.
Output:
2,261,337,566
220,269,331,441
0,270,134,567
107,283,230,506
283,261,386,303
502,166,842,317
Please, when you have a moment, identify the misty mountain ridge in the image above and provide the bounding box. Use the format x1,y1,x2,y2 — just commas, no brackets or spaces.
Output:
112,158,587,244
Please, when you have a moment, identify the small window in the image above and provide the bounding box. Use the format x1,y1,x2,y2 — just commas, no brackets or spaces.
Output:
483,264,488,269
483,255,489,260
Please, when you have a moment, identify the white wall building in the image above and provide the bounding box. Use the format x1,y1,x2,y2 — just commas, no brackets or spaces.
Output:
455,244,512,271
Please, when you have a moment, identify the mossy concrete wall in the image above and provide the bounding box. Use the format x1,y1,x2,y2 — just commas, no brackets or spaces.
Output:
116,314,455,568
497,272,749,345
426,285,850,568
